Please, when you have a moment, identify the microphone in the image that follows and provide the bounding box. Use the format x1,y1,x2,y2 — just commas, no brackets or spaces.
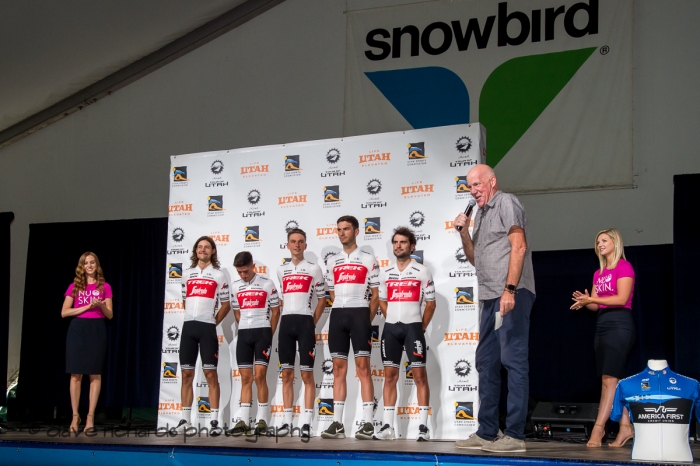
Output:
456,199,476,231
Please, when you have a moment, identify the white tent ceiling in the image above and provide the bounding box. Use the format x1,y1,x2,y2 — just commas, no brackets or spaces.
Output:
0,0,248,134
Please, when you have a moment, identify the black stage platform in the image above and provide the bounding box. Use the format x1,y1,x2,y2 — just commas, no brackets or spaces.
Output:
1,427,699,466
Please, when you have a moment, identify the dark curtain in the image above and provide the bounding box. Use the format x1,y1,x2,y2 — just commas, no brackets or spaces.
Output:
529,244,675,403
0,212,13,406
674,174,700,381
16,218,167,417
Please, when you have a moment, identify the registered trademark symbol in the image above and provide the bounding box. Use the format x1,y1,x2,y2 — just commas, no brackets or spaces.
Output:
600,45,610,55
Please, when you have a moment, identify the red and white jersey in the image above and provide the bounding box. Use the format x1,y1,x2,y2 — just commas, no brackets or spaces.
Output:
181,264,230,324
231,274,279,329
277,259,326,316
378,262,435,324
326,248,380,308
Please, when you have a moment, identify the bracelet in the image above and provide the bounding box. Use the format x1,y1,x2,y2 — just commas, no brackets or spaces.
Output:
504,287,515,295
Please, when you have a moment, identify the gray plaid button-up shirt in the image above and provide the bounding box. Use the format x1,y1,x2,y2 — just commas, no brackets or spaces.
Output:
471,190,535,300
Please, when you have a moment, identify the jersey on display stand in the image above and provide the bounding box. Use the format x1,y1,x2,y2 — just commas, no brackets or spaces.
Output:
611,365,700,462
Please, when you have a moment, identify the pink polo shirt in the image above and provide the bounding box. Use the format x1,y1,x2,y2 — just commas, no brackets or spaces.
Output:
593,259,635,309
65,282,112,318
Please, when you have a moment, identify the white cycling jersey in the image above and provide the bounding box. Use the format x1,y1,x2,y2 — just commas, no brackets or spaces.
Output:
231,274,279,329
181,264,230,324
378,262,435,324
277,259,326,316
326,248,380,308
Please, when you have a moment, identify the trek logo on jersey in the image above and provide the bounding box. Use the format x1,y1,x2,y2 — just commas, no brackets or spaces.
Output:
278,192,307,208
162,362,178,378
359,150,390,166
283,274,312,293
283,155,301,177
334,265,368,284
386,280,421,302
169,200,193,217
240,162,269,178
172,166,188,182
401,181,434,198
237,290,268,309
407,142,427,166
186,279,217,299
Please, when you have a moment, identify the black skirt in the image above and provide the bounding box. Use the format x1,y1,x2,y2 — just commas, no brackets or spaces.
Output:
594,308,635,379
66,318,107,375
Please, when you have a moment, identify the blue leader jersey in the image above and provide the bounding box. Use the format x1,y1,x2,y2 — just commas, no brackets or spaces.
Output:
611,366,700,462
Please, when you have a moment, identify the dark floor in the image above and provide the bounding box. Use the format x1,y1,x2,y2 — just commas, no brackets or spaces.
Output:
2,428,699,465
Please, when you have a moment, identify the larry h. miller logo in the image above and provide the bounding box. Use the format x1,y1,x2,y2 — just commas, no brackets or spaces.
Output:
454,359,472,378
326,148,341,164
322,148,345,177
172,166,188,182
162,362,178,378
322,359,334,376
166,326,180,342
244,226,261,242
285,220,300,233
210,160,224,175
247,189,261,205
168,263,182,279
409,211,425,228
364,217,382,235
456,136,472,153
172,228,185,243
455,247,468,264
367,179,382,195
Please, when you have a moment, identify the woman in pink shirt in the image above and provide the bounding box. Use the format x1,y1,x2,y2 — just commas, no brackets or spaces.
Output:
571,229,635,448
61,252,113,433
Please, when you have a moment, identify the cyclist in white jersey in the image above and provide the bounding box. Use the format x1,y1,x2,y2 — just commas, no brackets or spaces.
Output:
275,228,327,438
175,236,231,437
228,251,280,437
321,216,379,440
373,227,436,442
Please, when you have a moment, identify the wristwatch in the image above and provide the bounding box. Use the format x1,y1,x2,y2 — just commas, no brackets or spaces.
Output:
505,284,516,294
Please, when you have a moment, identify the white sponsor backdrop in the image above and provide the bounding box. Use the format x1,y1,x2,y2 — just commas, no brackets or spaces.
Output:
158,124,485,439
